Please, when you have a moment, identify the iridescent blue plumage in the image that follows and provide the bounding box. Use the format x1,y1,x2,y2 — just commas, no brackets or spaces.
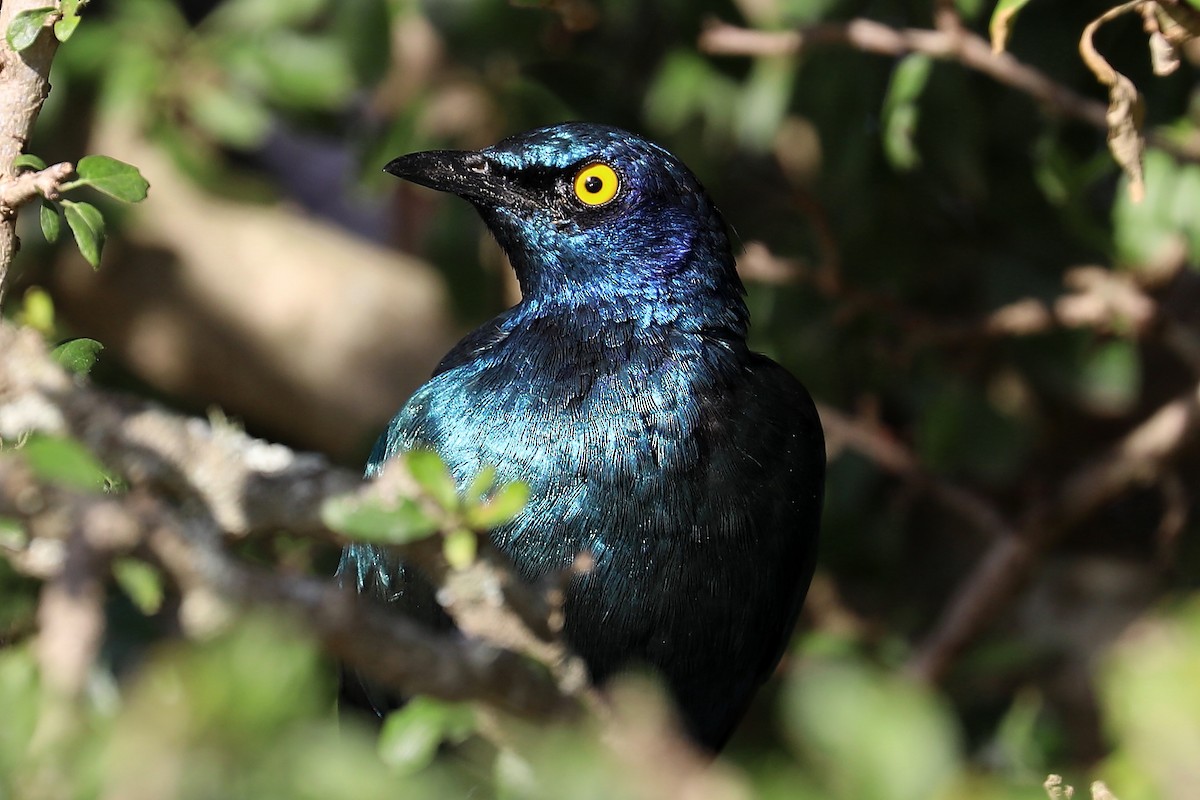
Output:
339,123,824,749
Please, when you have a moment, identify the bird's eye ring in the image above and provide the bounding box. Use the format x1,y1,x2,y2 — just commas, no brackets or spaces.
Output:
573,163,620,206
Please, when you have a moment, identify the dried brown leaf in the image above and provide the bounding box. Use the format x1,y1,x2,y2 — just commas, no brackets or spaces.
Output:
1106,74,1146,203
1080,2,1148,203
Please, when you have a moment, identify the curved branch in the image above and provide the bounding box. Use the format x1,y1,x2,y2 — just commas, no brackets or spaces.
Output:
0,0,62,305
908,378,1200,682
700,17,1108,129
0,321,587,721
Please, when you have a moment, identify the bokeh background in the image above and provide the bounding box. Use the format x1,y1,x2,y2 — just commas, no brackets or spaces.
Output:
4,0,1200,797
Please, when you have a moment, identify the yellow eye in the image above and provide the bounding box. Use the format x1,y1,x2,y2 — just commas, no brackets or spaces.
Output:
573,163,620,206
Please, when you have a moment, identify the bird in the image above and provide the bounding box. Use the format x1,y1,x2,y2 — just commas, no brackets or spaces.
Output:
338,122,825,751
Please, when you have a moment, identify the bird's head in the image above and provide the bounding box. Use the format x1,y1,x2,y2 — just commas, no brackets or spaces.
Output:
385,122,747,333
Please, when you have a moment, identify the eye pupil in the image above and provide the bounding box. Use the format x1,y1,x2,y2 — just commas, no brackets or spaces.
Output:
573,163,619,206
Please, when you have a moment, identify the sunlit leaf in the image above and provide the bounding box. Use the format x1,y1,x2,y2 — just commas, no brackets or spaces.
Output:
465,480,529,529
20,434,110,493
379,697,476,774
52,337,103,376
1101,599,1200,796
321,495,438,545
54,0,82,42
6,7,55,52
406,450,458,511
443,528,477,570
71,155,150,202
0,647,39,774
881,54,933,171
16,286,55,336
255,32,355,109
784,657,961,800
113,557,164,614
186,83,272,149
464,464,498,504
62,199,105,268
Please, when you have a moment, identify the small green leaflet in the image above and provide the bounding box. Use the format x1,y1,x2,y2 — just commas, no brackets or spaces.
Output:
13,154,47,172
54,0,82,42
6,7,55,52
443,528,477,569
112,558,164,614
379,698,476,774
321,495,438,545
465,480,529,529
52,338,103,376
19,434,110,493
62,199,105,268
405,450,459,511
65,155,150,203
40,201,61,244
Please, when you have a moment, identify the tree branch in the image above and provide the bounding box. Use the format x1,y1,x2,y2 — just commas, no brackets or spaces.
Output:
0,0,62,306
908,377,1200,682
701,15,1200,166
0,321,588,722
699,17,1108,130
0,161,74,212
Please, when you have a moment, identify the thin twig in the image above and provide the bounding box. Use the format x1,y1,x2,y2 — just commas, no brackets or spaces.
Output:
0,162,74,212
908,378,1200,682
700,17,1108,129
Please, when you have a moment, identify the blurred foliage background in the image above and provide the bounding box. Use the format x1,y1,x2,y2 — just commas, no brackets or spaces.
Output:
3,0,1200,797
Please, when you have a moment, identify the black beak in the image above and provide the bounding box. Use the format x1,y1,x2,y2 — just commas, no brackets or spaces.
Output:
383,150,538,212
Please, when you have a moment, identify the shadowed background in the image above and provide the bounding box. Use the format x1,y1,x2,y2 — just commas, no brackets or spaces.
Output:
5,0,1200,795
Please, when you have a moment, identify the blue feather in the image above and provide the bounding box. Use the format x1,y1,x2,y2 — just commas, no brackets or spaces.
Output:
339,122,824,750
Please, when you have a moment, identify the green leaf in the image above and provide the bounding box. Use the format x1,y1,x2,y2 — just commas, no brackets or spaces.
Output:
1076,338,1140,416
0,646,39,771
405,450,458,511
881,54,933,172
321,495,438,545
52,338,103,376
39,200,61,244
1101,598,1200,798
6,7,55,52
465,480,529,529
255,32,357,109
16,286,55,335
443,528,477,570
0,517,27,551
735,56,795,152
62,199,105,268
332,0,391,85
72,155,149,202
464,464,498,504
185,84,272,149
54,0,82,42
379,697,476,774
113,557,164,614
206,0,327,31
784,657,961,800
13,153,47,172
20,434,110,493
989,0,1035,54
